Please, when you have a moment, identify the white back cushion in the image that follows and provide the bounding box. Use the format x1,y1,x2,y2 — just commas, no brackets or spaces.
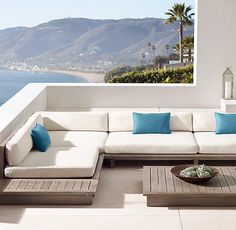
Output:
193,112,216,132
170,113,192,131
47,107,160,112
109,109,159,132
160,108,220,112
41,112,108,131
109,112,133,132
109,111,192,132
6,113,43,166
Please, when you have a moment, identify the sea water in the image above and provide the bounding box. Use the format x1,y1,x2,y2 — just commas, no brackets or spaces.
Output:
0,70,88,105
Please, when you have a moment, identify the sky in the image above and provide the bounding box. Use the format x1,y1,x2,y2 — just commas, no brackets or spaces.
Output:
0,0,195,29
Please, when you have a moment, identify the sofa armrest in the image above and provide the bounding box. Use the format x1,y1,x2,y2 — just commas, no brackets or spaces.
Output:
0,129,23,178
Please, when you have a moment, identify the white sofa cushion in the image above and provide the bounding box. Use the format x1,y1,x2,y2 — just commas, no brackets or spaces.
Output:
109,111,192,132
160,108,220,112
105,131,198,154
193,112,216,132
6,113,43,166
194,132,236,154
41,112,108,131
170,113,192,131
109,112,133,132
46,107,161,112
109,109,159,132
4,146,99,178
48,131,108,153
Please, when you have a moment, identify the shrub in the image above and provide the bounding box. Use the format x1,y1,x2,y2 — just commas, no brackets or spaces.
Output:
106,65,193,84
105,65,154,83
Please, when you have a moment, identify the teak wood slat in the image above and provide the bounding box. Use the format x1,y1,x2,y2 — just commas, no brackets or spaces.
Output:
33,180,44,191
150,167,158,192
173,173,182,192
165,168,175,192
143,166,236,207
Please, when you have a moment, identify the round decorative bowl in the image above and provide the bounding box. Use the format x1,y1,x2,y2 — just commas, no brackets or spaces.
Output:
171,164,219,184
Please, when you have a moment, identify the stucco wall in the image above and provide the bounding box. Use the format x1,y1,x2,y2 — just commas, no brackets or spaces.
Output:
0,84,47,143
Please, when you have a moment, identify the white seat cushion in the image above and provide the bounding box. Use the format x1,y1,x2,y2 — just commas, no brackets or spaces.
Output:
4,147,99,178
48,131,108,153
105,131,198,154
194,132,236,154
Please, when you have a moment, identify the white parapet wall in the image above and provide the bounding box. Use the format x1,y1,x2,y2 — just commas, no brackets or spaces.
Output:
0,84,47,143
47,83,199,109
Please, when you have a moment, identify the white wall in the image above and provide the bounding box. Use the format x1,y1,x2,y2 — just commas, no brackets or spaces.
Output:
0,84,47,143
196,0,236,105
47,0,236,109
47,84,199,108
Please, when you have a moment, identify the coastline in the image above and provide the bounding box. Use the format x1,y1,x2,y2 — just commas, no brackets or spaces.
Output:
49,69,105,83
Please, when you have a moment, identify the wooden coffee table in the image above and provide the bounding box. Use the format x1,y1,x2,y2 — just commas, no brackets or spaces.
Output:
143,166,236,207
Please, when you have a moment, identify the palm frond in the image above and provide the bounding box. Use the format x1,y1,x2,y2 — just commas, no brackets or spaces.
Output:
185,6,193,15
165,3,194,26
165,17,177,24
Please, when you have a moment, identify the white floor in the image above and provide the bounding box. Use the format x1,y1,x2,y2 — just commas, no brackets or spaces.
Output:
1,162,236,230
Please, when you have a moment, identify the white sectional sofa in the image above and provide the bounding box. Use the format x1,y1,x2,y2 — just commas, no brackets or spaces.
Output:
2,109,236,179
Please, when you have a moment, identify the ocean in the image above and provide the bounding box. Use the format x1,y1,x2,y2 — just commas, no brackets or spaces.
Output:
0,70,88,106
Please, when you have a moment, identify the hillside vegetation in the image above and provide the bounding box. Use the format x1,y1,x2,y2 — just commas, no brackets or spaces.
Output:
105,65,193,84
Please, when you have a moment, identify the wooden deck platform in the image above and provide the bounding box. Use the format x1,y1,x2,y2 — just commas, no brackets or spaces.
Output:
0,178,98,205
143,166,236,207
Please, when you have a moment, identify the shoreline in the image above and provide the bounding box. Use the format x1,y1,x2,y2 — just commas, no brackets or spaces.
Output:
48,69,105,83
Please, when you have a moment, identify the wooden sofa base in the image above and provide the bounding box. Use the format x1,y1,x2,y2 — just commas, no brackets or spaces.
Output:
105,154,236,167
0,154,104,205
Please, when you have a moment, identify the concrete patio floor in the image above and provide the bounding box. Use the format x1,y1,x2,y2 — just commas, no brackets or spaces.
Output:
0,161,236,230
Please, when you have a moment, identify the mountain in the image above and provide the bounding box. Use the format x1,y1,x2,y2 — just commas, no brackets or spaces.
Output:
0,18,194,71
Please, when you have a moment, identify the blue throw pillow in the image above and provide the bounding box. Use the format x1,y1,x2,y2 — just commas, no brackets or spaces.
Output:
215,112,236,134
31,124,51,152
132,112,171,134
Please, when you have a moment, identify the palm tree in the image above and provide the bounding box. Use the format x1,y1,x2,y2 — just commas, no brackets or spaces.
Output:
173,43,180,52
173,35,194,62
182,35,194,62
165,3,194,63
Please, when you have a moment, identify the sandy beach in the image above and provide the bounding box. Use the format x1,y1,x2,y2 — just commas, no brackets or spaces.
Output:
49,69,105,83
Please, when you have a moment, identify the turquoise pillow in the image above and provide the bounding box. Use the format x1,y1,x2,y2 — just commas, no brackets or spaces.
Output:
31,124,51,152
133,112,171,134
215,112,236,134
